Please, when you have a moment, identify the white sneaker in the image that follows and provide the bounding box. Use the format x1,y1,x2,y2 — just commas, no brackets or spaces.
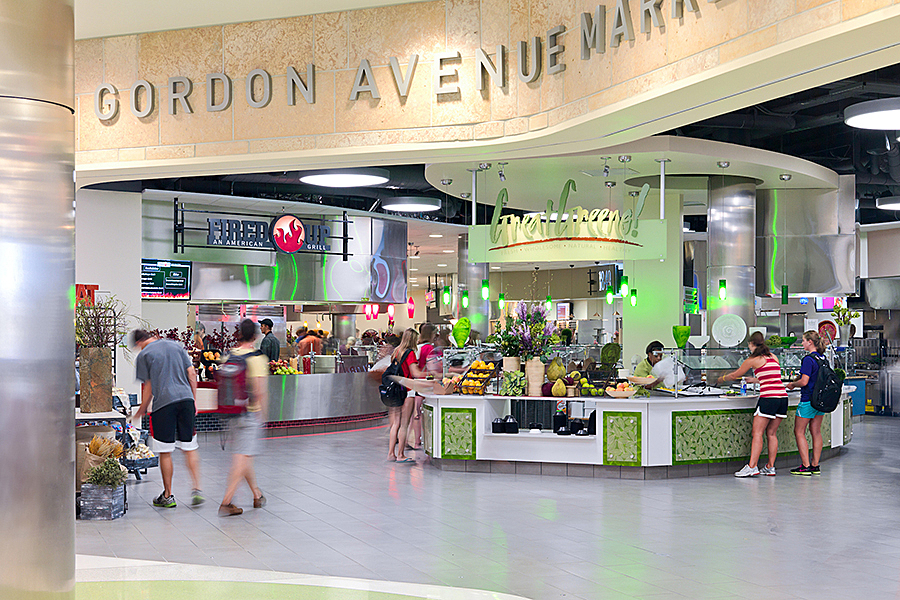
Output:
758,465,776,476
734,464,759,477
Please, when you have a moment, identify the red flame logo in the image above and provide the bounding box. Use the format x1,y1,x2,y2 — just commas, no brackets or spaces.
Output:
271,215,305,253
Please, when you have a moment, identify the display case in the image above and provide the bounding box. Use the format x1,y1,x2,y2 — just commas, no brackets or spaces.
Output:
668,347,748,397
441,346,502,380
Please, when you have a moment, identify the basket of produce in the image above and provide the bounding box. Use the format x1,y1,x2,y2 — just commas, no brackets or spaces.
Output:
458,361,497,395
605,382,637,398
269,359,301,375
435,374,461,395
627,375,656,386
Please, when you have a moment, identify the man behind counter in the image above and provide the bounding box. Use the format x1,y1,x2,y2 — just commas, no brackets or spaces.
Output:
634,340,666,389
258,318,280,363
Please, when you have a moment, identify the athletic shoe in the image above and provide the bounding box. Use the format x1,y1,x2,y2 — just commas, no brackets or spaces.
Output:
153,493,176,508
734,464,759,477
809,465,821,475
790,465,813,476
191,489,205,506
758,465,776,476
253,495,266,509
218,503,243,517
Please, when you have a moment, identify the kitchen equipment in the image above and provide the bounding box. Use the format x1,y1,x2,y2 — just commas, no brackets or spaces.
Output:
569,419,584,434
575,428,590,436
527,422,543,430
492,418,504,434
503,415,519,434
552,410,567,431
556,427,571,435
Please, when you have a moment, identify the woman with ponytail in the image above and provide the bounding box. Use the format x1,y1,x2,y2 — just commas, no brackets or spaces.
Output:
717,331,788,477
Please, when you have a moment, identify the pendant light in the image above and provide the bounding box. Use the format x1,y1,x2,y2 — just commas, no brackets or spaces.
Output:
407,296,415,318
442,286,451,305
606,286,614,304
630,289,637,307
498,293,505,310
718,279,727,300
620,275,629,296
462,290,469,309
364,305,371,320
545,294,552,313
481,278,490,301
387,304,395,319
372,304,380,318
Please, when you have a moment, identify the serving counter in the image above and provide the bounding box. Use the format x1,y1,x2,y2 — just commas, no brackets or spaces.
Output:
195,371,385,434
422,388,853,478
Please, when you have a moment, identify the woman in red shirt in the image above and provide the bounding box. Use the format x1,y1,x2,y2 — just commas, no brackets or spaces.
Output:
717,331,788,477
389,329,425,463
406,323,436,450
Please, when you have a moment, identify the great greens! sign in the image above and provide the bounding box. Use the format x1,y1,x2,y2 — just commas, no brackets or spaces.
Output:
468,180,667,263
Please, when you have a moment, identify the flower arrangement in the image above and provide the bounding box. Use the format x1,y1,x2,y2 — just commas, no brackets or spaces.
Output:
831,305,859,326
510,302,560,362
486,320,521,357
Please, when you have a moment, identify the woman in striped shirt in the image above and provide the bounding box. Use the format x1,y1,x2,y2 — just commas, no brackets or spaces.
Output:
717,331,788,477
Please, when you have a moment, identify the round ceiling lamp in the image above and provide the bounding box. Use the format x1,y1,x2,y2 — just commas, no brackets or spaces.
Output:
299,167,390,187
876,196,900,210
381,196,441,212
844,98,900,130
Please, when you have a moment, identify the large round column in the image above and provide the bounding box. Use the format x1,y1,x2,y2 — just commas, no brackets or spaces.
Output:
707,176,756,345
0,2,75,600
457,234,490,338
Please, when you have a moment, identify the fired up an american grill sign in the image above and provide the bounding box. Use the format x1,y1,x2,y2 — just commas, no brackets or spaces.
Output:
173,201,348,256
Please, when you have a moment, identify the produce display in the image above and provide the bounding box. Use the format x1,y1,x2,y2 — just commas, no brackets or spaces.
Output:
605,382,637,398
203,350,221,362
766,334,782,348
500,371,526,396
269,359,301,375
437,373,463,394
457,360,496,394
546,357,566,381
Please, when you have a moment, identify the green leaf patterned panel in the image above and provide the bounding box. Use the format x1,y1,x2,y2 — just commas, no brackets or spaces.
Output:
441,407,476,460
673,407,833,465
423,404,434,457
672,410,754,464
603,412,641,466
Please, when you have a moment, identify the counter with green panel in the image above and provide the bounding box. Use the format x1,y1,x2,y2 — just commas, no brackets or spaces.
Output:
422,388,853,478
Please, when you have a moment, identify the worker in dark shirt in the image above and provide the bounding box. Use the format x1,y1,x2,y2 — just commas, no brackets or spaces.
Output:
258,318,280,363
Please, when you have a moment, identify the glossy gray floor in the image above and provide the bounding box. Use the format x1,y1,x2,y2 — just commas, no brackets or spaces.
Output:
76,418,900,600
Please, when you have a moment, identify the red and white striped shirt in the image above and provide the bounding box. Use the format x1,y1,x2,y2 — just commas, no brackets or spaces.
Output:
756,355,787,398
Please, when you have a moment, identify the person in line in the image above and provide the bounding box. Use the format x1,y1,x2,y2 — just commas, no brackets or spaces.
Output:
131,329,204,508
407,323,436,450
633,341,666,389
297,328,323,356
258,318,280,363
219,319,269,516
340,336,358,356
718,331,788,477
388,328,425,463
786,331,827,476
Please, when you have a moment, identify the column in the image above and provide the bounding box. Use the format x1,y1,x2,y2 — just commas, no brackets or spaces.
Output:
457,234,490,339
707,175,757,345
0,1,75,599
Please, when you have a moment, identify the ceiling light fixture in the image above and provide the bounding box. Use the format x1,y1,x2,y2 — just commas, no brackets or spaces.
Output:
381,196,441,212
460,192,470,199
601,156,611,177
498,162,508,182
479,162,491,170
845,98,900,130
717,161,730,169
779,173,792,181
876,196,900,210
443,250,454,253
429,234,443,238
440,178,453,186
618,155,631,163
409,268,419,271
437,263,448,267
299,167,390,187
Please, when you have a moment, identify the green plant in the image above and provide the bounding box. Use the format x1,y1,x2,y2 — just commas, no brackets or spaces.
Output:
86,457,127,488
560,328,573,346
831,305,859,326
486,327,521,357
75,294,146,350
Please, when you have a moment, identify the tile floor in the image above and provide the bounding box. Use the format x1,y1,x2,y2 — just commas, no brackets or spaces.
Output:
77,418,900,600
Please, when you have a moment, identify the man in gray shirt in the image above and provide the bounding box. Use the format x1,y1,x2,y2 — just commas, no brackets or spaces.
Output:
131,329,203,509
258,318,280,363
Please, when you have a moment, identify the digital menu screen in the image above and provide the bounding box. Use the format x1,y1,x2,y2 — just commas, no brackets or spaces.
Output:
815,297,835,312
141,259,191,300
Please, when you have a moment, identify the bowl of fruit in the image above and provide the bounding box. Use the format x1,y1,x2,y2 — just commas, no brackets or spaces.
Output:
627,375,656,386
605,382,637,398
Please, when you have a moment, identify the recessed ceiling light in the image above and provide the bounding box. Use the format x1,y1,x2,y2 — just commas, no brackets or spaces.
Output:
409,278,418,281
409,268,418,271
381,196,441,212
491,266,501,270
442,250,454,253
437,263,448,267
429,234,443,238
410,255,420,259
412,284,420,287
845,98,900,130
298,167,390,187
876,196,900,210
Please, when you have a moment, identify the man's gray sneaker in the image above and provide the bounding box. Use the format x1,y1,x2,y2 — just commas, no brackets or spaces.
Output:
758,465,776,476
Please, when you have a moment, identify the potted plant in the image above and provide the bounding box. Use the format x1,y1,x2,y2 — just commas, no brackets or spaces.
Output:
80,457,127,520
75,295,137,413
486,319,522,373
510,303,560,396
831,304,859,346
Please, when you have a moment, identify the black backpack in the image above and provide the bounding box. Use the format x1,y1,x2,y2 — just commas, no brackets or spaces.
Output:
808,354,842,413
379,349,412,406
215,349,263,414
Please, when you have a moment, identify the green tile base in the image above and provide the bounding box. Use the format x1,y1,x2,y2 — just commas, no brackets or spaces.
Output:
603,411,642,466
441,407,476,460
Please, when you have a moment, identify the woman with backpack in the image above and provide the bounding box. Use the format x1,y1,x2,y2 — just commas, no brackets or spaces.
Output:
786,331,827,476
386,328,425,463
717,331,788,477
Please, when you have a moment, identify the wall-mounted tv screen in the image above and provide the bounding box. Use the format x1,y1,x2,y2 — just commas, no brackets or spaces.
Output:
142,259,191,300
815,297,836,312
